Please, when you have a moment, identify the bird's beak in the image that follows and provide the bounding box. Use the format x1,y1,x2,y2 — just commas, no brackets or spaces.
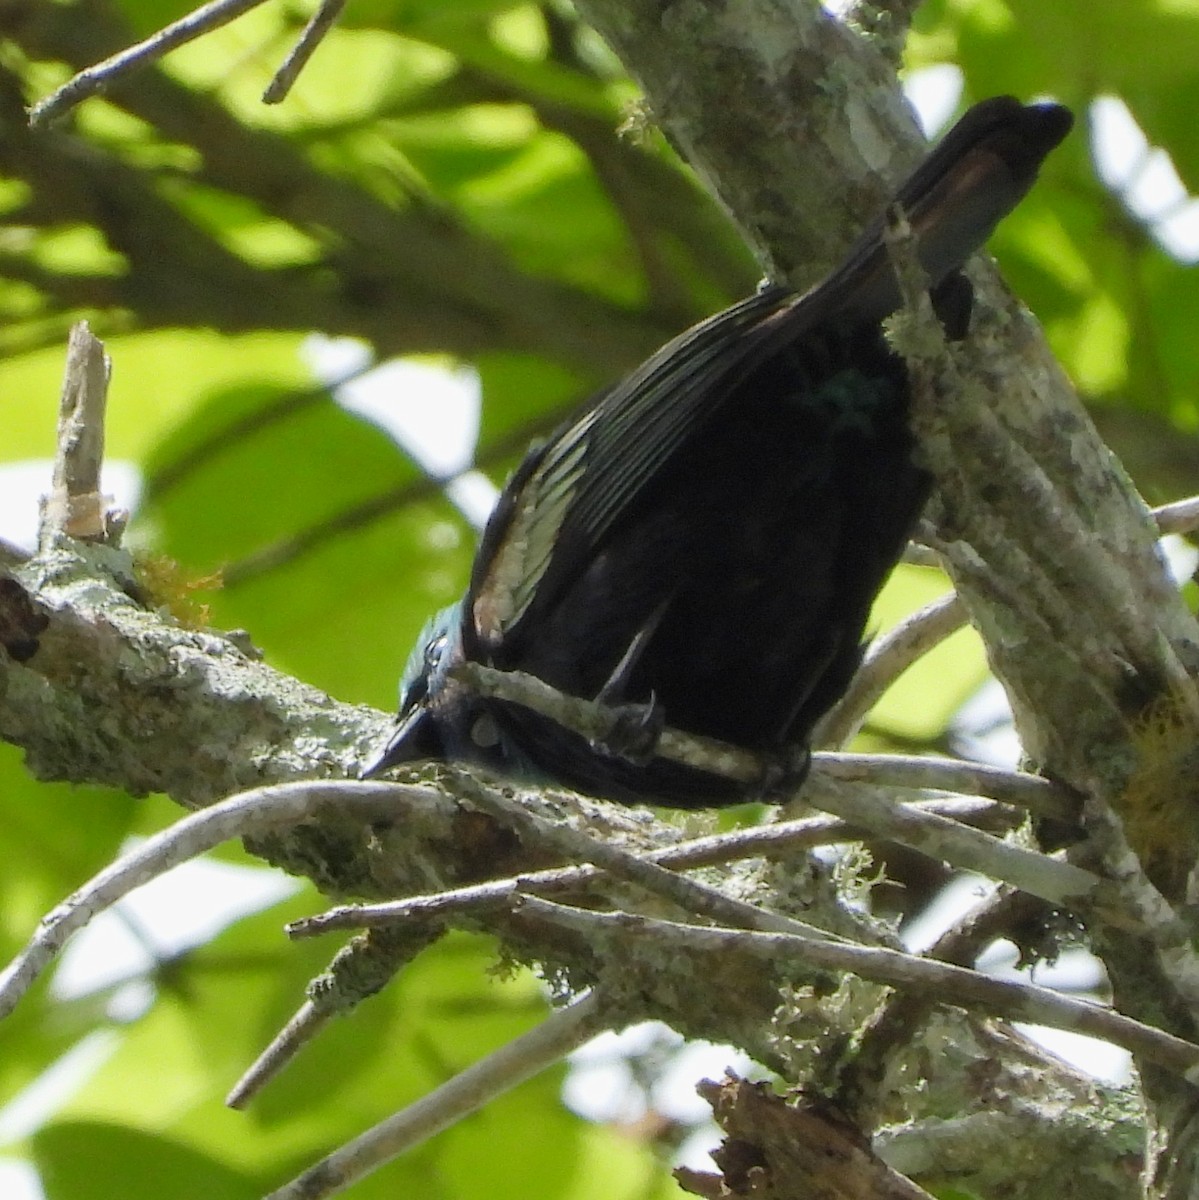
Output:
359,703,441,779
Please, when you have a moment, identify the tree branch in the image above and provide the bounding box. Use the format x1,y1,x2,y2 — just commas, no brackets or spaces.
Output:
266,991,607,1200
41,321,117,544
517,897,1199,1079
284,796,1023,940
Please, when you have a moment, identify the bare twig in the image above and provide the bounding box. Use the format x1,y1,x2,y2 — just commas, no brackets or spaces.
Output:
227,1000,332,1109
452,662,766,785
287,796,1019,939
452,773,852,942
453,662,1075,819
1154,495,1199,536
262,0,349,103
0,752,1068,1027
0,781,440,1021
41,321,114,544
814,593,969,748
265,990,606,1200
229,923,442,1108
28,0,272,128
811,752,1075,820
800,773,1098,907
516,897,1199,1080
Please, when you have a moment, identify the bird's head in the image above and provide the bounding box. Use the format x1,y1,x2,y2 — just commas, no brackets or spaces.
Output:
360,602,462,777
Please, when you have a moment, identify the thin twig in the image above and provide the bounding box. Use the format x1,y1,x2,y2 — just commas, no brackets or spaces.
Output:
814,593,969,748
901,493,1199,614
452,773,851,941
811,751,1075,819
800,773,1098,907
453,662,1076,818
516,897,1199,1080
0,762,1054,1024
227,1001,331,1109
263,0,349,103
41,320,114,544
0,781,440,1021
265,990,606,1200
287,796,1019,939
229,923,442,1108
28,0,272,128
1154,495,1199,536
454,662,766,784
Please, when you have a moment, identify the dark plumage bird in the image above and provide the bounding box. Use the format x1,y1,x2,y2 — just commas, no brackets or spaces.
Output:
366,96,1073,807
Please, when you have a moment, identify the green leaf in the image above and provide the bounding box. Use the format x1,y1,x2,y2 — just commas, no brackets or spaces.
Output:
0,331,309,464
0,744,137,954
867,565,986,741
34,1121,260,1200
136,372,477,704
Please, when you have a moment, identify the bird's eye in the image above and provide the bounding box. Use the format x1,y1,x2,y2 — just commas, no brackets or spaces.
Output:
400,631,448,712
424,633,447,671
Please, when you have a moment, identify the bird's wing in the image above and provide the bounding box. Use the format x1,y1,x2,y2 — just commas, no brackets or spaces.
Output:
468,97,1074,649
468,286,802,648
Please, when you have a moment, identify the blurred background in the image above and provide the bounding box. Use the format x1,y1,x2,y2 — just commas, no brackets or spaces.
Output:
1,0,1197,1195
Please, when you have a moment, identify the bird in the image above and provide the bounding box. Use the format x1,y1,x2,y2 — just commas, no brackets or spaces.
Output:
364,96,1073,808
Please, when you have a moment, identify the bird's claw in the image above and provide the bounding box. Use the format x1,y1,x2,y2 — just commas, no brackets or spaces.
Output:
589,693,664,765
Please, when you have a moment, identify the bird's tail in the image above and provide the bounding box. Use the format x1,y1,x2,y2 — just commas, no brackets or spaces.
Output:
816,95,1073,325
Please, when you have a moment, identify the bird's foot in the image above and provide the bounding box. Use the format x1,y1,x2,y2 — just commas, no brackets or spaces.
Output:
589,693,664,765
756,745,812,801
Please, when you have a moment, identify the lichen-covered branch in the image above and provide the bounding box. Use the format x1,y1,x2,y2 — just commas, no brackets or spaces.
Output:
566,0,1199,1191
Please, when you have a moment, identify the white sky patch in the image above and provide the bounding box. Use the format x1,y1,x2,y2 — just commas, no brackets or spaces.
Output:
302,335,499,530
1162,533,1199,584
0,459,142,552
51,847,300,1005
906,64,964,137
1092,94,1199,262
1013,1025,1131,1084
565,1021,753,1171
901,872,996,953
0,1160,45,1200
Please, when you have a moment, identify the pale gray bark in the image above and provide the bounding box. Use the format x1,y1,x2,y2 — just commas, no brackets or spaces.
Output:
568,1,1199,1196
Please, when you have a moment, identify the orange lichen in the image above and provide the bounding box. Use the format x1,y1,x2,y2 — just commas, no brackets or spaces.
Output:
132,552,222,629
1118,688,1199,899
